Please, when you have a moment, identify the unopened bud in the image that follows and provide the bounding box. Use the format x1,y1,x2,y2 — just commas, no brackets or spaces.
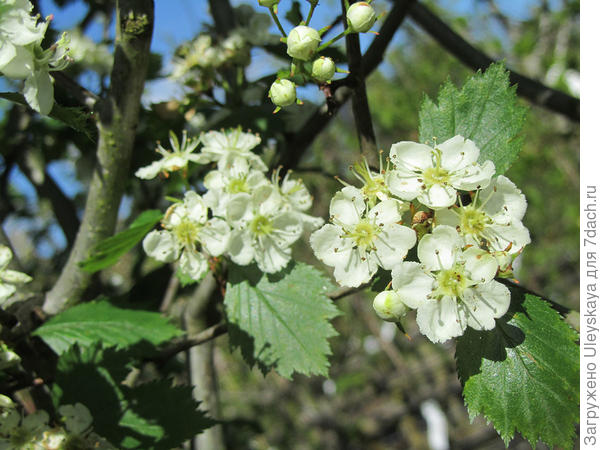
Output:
286,25,321,61
269,79,297,107
347,2,377,33
373,291,409,322
258,0,280,7
311,56,335,83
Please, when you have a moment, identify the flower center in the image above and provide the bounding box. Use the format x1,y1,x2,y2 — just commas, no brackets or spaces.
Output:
362,174,389,205
227,178,249,194
173,220,200,248
434,264,469,298
250,215,273,236
422,166,450,186
349,219,378,249
460,206,491,236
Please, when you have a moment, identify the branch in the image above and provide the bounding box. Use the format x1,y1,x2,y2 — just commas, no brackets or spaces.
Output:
52,71,99,110
43,0,155,315
154,322,228,363
405,1,580,121
279,0,414,170
343,0,377,154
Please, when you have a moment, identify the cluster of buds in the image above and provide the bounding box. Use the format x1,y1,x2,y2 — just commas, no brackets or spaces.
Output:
137,127,323,278
310,135,531,343
259,0,380,112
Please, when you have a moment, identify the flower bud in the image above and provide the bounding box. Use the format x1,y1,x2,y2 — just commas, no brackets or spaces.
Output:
373,291,409,322
286,25,321,61
269,79,296,107
347,2,377,33
258,0,280,7
311,56,335,83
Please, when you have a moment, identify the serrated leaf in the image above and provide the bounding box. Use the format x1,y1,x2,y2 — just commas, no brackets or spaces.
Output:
79,210,163,273
224,262,340,378
455,289,579,448
33,299,182,354
418,63,527,174
120,380,215,449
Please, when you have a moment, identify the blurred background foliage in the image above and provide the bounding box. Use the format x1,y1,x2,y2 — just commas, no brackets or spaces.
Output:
0,0,579,448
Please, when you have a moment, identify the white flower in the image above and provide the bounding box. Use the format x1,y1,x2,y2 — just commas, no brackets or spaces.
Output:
348,155,393,208
273,168,324,231
135,130,204,180
203,165,269,217
435,175,531,271
198,127,267,172
310,186,416,287
390,225,510,343
0,245,32,304
225,184,303,273
143,192,230,280
386,135,496,209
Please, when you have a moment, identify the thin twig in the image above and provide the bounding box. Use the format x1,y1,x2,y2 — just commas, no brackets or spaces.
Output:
406,1,579,121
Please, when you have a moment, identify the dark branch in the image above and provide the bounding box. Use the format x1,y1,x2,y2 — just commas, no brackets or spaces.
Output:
406,1,580,121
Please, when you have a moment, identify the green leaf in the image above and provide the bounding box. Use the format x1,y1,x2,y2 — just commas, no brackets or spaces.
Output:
224,262,340,378
0,91,96,141
33,299,182,354
418,63,527,174
455,289,579,448
79,210,163,273
120,380,215,449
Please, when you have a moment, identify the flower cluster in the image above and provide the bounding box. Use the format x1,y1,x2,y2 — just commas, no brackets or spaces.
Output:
139,128,322,278
0,397,115,449
0,0,71,115
260,0,380,112
0,245,32,306
310,135,530,343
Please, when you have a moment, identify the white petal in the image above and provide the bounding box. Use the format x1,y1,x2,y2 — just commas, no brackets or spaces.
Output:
0,45,34,79
200,218,230,256
203,170,225,190
462,281,510,330
295,211,325,232
0,42,17,68
332,249,377,287
452,160,495,191
255,236,291,273
419,183,457,209
463,247,498,283
437,135,479,171
183,191,207,223
24,69,54,115
434,206,460,228
179,249,209,280
0,269,32,284
416,296,467,343
0,246,12,270
374,223,416,269
0,283,17,302
143,230,179,263
271,212,303,247
389,141,433,172
386,169,422,201
310,224,352,266
254,184,282,217
488,221,531,253
391,261,433,309
330,186,364,225
418,225,462,271
368,199,405,224
226,193,252,224
135,160,164,179
227,230,254,265
481,175,527,221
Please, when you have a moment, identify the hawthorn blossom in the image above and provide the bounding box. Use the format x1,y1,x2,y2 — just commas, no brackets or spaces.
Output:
143,192,230,280
225,184,303,273
435,175,531,271
198,127,267,171
389,225,510,343
135,130,204,180
273,168,324,231
0,245,32,304
310,186,416,287
386,135,495,209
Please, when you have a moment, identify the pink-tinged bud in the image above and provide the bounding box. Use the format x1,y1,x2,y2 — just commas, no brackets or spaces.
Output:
269,79,296,107
347,2,377,33
311,56,335,83
286,25,321,61
373,291,409,322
